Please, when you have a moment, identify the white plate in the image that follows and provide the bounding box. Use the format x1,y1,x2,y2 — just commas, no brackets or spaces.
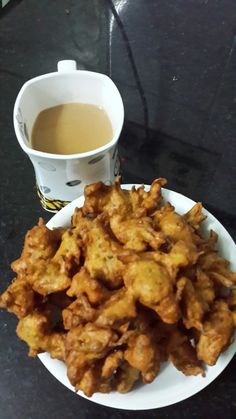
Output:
38,185,236,410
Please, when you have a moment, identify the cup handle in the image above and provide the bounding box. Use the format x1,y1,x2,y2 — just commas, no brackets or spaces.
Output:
57,60,77,72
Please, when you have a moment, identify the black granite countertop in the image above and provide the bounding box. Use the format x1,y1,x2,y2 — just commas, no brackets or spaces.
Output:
0,1,236,418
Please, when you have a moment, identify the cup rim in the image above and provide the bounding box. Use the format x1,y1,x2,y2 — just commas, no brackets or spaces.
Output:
13,70,124,160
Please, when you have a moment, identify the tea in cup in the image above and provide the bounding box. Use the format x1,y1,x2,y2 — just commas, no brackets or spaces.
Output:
13,60,124,212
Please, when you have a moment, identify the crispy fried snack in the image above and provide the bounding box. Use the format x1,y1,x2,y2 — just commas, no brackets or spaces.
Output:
0,277,35,319
198,250,236,287
184,202,206,229
227,289,236,326
62,295,96,329
101,350,124,379
95,288,136,328
16,311,66,359
10,220,81,295
115,361,140,393
196,300,234,365
65,323,119,392
153,203,203,248
109,214,165,251
169,340,204,376
177,276,210,330
81,218,125,289
67,268,109,304
124,259,180,324
1,178,236,397
82,177,166,217
124,333,161,383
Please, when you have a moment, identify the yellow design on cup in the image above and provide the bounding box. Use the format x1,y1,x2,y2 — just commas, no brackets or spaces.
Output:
36,185,70,212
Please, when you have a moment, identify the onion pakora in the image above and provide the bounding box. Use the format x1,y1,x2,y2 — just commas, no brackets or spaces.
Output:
1,177,236,397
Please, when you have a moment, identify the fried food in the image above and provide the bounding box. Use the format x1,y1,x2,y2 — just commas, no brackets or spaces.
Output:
65,323,119,388
177,276,210,330
198,250,236,287
16,311,66,359
82,176,166,217
115,361,140,393
153,203,199,244
184,202,206,229
62,295,96,329
10,220,81,295
196,300,234,365
67,268,109,304
124,333,161,383
124,259,180,323
169,340,204,376
11,218,63,276
95,288,136,328
81,218,125,289
152,240,200,279
1,177,236,397
109,214,165,251
101,350,124,379
0,277,35,319
82,177,133,217
77,363,113,397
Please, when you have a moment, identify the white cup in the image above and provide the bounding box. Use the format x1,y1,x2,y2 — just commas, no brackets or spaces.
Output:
13,60,124,212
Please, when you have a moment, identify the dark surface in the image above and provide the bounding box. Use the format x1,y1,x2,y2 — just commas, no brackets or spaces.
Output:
0,1,236,418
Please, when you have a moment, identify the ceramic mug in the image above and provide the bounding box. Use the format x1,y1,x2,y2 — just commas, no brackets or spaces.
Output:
13,60,124,212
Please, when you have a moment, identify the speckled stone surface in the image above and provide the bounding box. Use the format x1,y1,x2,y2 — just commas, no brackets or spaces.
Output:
0,1,236,418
